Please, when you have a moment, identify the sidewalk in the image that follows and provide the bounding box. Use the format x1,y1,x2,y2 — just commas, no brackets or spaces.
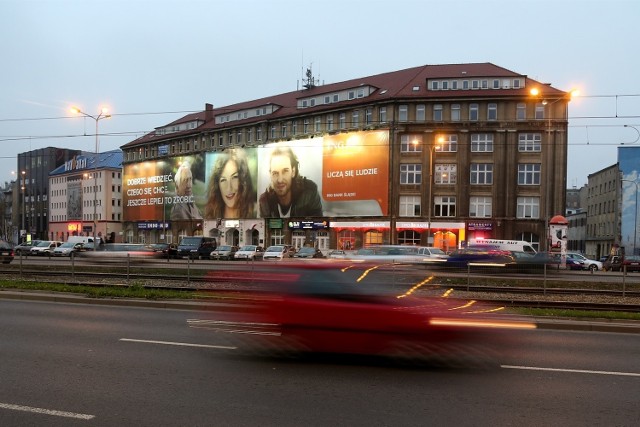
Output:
2,289,639,334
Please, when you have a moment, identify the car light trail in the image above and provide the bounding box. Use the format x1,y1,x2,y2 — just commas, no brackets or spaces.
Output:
429,318,537,329
119,338,237,349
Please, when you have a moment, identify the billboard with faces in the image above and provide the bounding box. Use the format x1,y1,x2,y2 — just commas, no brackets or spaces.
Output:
123,130,390,221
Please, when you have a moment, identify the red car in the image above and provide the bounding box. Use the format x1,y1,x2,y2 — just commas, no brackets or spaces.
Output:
195,262,534,364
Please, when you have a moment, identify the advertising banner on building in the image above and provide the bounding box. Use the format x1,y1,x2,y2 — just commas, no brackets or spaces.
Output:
123,155,206,222
618,147,640,254
123,130,389,222
67,180,82,221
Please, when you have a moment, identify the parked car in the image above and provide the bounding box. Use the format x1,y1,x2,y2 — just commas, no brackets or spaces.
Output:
293,247,325,259
604,255,640,272
234,245,264,261
210,245,239,260
548,253,585,270
30,241,63,256
327,250,348,259
177,236,217,259
52,242,85,257
0,240,14,264
417,247,449,263
147,243,179,259
263,245,289,260
565,252,603,272
14,240,41,256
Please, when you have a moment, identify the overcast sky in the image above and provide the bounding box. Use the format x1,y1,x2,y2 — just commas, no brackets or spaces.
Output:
1,0,638,189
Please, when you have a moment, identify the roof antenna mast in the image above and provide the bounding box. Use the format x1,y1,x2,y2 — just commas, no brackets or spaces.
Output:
302,63,317,89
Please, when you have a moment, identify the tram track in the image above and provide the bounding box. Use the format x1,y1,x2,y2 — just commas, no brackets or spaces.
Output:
2,264,640,313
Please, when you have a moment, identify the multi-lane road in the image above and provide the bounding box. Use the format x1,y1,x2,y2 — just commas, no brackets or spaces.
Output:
1,298,638,426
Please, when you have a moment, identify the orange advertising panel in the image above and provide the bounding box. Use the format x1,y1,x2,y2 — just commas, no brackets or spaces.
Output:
322,130,389,215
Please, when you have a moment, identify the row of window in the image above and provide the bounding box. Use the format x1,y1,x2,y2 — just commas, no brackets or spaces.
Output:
588,200,617,216
51,198,124,211
50,212,123,222
399,163,541,185
588,221,616,237
50,184,122,199
127,101,551,162
397,102,545,122
398,195,540,219
428,78,523,91
399,133,542,153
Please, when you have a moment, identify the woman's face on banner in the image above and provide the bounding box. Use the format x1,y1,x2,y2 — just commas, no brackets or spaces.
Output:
219,159,240,209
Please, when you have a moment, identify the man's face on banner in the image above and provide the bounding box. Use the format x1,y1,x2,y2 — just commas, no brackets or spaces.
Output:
269,153,296,198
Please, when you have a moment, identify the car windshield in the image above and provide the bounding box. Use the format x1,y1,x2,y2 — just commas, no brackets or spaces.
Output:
59,242,76,248
266,246,284,252
0,241,11,249
217,245,231,251
35,241,52,247
240,245,256,251
298,248,314,253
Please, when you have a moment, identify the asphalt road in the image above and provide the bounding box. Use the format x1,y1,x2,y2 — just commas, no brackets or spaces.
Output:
1,299,639,426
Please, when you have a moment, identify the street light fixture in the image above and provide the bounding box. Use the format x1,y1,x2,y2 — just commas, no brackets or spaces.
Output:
70,106,111,250
621,125,640,145
621,179,638,256
426,135,443,246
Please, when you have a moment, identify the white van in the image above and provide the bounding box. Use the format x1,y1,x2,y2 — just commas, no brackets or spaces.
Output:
67,236,102,249
468,239,537,255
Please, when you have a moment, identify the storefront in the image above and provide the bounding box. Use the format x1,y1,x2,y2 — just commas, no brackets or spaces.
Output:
396,221,466,251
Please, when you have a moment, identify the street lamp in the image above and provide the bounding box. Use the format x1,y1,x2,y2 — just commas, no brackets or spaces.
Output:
621,179,638,256
426,135,443,246
621,125,640,145
71,106,111,250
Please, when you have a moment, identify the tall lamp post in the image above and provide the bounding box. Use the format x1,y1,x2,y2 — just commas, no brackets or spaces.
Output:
426,136,443,246
71,106,111,250
621,179,638,256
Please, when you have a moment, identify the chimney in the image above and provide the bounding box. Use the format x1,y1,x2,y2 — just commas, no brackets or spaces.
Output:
205,103,214,123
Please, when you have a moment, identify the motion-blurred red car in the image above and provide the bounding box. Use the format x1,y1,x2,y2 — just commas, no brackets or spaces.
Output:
193,262,534,365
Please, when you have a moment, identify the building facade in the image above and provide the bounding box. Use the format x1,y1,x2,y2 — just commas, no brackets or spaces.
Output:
48,150,124,244
16,148,81,242
585,164,620,259
120,63,570,252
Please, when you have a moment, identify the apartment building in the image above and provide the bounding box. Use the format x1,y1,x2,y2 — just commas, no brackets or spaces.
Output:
119,62,570,252
48,150,124,244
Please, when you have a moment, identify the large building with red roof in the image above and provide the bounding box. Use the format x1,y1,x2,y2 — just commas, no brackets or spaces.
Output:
120,62,570,253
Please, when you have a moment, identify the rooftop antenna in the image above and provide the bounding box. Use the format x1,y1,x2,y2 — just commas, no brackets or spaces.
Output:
302,63,317,89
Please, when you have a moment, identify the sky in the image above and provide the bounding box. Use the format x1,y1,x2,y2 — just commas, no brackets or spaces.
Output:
1,0,639,189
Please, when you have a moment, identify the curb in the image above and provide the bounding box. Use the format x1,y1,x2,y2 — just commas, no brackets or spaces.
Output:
2,290,639,334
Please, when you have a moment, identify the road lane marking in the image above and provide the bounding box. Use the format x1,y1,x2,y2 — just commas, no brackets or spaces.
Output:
0,402,95,420
501,365,640,377
120,338,236,350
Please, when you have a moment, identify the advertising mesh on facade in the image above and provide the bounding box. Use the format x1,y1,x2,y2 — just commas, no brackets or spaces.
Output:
123,130,389,222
